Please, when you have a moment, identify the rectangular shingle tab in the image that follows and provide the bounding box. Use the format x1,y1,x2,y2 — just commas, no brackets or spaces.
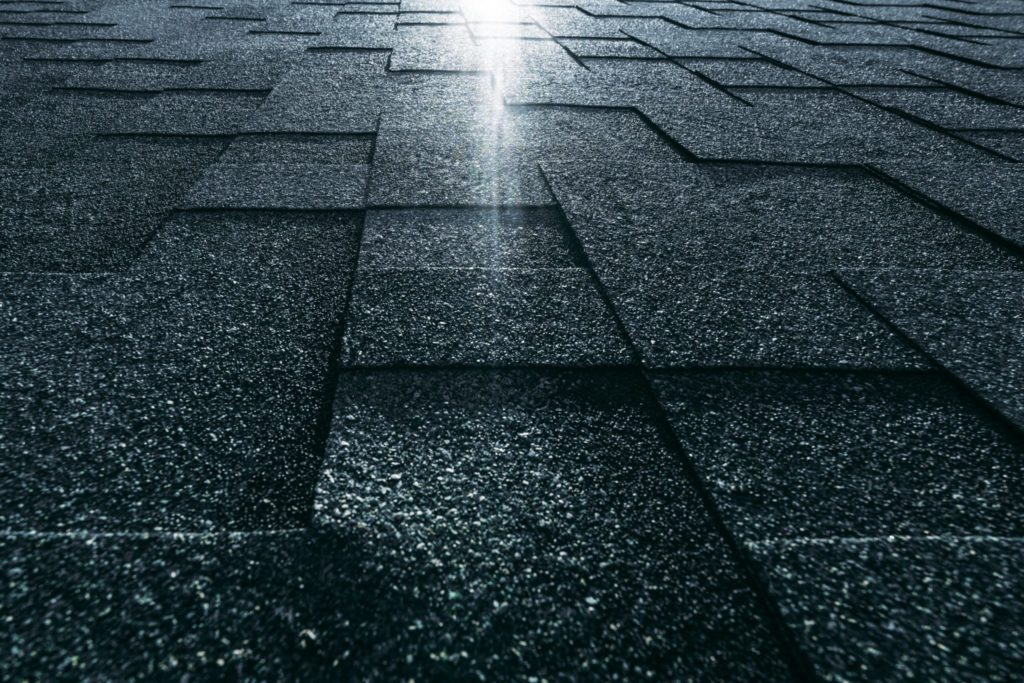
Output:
342,267,633,366
653,369,1024,541
312,369,793,679
0,265,354,530
543,160,1019,368
841,269,1024,432
751,537,1024,682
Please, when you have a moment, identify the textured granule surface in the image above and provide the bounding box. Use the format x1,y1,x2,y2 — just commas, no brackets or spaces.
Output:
2,1,1023,680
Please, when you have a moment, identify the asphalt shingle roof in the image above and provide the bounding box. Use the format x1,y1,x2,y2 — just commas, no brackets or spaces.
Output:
2,0,1023,680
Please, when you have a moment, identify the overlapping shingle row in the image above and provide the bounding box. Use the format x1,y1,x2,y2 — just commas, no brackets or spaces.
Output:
2,0,1023,679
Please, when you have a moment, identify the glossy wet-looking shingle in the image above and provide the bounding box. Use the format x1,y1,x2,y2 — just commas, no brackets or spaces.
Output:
4,0,1024,680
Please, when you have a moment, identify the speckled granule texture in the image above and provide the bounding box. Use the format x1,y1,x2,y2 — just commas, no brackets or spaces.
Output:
3,0,1024,680
0,266,356,531
651,370,1024,541
312,370,789,680
840,270,1024,431
749,537,1024,682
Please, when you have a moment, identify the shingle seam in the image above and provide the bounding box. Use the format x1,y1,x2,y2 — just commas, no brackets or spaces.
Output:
748,534,1024,550
834,270,1024,446
540,167,819,683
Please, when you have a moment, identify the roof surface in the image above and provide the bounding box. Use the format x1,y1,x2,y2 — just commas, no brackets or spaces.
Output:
2,0,1023,680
